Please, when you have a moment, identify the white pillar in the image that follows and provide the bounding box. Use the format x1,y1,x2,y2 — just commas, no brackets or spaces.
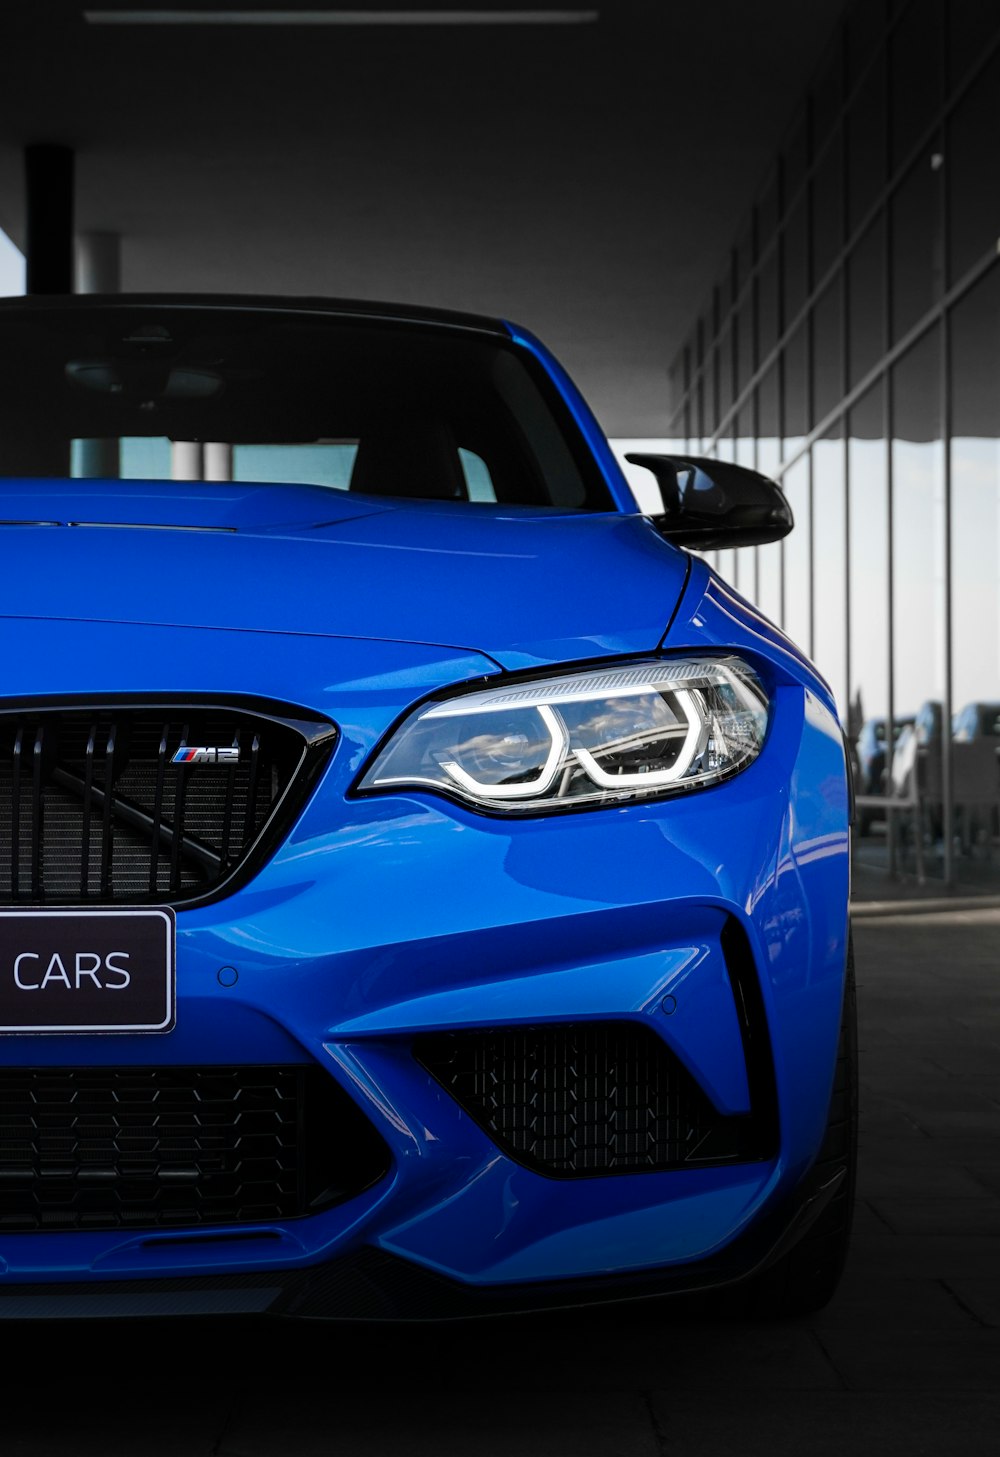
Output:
203,442,233,481
75,231,121,294
172,441,203,480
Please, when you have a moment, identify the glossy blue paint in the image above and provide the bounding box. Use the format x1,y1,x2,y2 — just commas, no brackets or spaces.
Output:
0,311,850,1306
0,481,688,672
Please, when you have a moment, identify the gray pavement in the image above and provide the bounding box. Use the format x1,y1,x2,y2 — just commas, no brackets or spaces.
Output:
5,910,1000,1455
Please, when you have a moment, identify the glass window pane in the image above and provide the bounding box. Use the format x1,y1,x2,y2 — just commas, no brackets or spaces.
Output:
950,268,1000,729
891,327,945,790
757,369,780,476
736,406,755,469
948,0,1000,87
889,0,944,168
848,384,889,761
758,251,779,360
846,61,886,230
847,0,888,89
719,259,736,321
756,534,784,631
783,196,810,325
668,358,685,419
783,322,810,455
782,453,812,654
704,347,718,441
782,113,809,201
812,283,843,425
812,127,844,282
757,374,783,630
737,295,754,399
716,436,737,586
847,217,884,388
719,325,734,424
812,35,845,154
947,49,1000,286
890,149,941,343
736,221,755,297
813,429,848,716
759,167,780,237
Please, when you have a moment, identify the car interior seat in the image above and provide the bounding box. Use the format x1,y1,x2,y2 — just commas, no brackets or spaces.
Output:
349,417,468,500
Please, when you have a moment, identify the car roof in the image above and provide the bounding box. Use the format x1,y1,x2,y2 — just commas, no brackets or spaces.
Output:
0,293,510,340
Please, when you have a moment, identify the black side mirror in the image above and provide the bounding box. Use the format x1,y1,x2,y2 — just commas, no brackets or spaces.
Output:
626,453,794,550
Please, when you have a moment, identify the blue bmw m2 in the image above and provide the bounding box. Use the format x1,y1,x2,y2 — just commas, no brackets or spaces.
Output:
0,296,855,1320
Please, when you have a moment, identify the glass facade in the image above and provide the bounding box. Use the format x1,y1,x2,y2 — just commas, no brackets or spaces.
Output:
664,0,1000,887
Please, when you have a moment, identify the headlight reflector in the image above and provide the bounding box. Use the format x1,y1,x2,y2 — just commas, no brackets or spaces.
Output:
358,657,768,813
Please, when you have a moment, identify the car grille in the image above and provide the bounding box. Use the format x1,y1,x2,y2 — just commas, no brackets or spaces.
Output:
0,703,335,907
0,1064,391,1232
415,1021,763,1177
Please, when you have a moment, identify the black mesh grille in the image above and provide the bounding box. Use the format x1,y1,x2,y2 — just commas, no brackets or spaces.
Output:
0,704,334,906
0,1064,391,1232
415,1021,761,1177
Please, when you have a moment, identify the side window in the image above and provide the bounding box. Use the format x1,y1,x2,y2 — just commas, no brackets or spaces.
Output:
458,447,497,503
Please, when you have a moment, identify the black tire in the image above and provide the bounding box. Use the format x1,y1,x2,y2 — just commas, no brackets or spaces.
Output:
746,930,858,1317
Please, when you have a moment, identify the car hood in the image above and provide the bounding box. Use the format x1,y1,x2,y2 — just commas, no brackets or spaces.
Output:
0,479,689,671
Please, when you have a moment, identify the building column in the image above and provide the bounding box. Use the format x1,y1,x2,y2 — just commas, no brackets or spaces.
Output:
76,231,120,294
75,231,122,478
24,144,74,294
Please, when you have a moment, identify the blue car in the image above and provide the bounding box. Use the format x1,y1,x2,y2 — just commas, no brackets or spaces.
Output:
0,295,854,1320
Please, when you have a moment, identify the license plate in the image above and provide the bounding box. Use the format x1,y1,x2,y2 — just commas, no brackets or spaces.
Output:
0,909,175,1033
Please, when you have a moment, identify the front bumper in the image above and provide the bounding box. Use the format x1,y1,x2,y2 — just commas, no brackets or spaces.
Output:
0,655,850,1303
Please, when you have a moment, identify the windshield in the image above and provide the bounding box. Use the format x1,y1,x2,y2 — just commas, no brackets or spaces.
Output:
0,303,613,510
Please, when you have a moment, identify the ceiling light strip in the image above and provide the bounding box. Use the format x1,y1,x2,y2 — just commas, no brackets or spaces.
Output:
84,9,599,25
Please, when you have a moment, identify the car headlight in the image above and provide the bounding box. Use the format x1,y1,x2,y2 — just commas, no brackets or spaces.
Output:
357,656,769,814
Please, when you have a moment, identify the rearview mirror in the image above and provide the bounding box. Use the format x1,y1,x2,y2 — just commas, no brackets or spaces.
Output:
626,453,794,550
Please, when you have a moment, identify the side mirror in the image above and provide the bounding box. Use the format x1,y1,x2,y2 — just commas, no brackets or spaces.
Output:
626,453,794,549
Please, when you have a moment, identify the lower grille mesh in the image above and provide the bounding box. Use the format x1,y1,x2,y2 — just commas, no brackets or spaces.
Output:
415,1021,752,1177
0,1065,390,1232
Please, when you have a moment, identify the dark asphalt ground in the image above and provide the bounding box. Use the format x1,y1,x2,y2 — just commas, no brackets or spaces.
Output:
4,909,1000,1455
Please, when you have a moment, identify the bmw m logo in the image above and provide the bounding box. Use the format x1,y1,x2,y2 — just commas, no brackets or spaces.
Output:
171,747,241,765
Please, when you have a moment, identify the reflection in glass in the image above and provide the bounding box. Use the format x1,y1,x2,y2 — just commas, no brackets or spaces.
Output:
736,408,756,604
950,270,1000,718
948,0,1000,86
811,129,843,283
659,0,1000,885
781,454,811,655
890,148,941,344
847,218,884,388
812,284,842,425
947,49,1000,287
889,0,943,169
848,385,888,732
719,325,734,422
811,34,844,154
737,296,754,401
783,324,809,458
891,328,945,734
755,373,783,631
813,430,847,716
847,60,886,229
783,197,809,326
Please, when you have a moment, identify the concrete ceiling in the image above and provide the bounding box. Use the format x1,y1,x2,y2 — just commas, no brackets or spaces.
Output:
0,1,846,435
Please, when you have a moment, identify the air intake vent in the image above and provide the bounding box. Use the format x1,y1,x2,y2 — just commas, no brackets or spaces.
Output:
0,1064,390,1232
415,1021,765,1177
0,702,335,907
